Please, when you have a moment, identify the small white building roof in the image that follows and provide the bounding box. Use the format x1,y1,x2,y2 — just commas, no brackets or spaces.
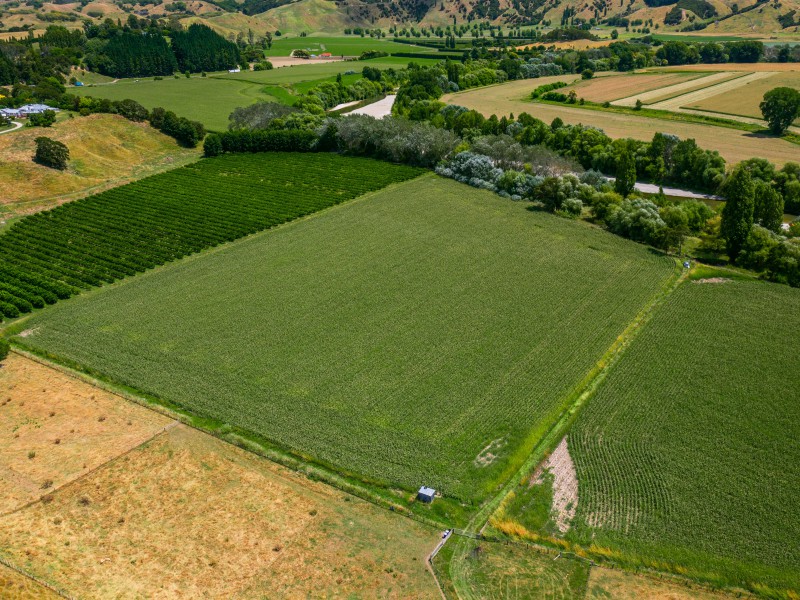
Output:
418,486,435,496
19,103,59,112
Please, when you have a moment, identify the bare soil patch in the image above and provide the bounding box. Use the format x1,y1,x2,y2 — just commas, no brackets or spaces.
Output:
693,277,733,284
0,353,172,514
269,56,347,68
533,437,578,533
0,423,439,598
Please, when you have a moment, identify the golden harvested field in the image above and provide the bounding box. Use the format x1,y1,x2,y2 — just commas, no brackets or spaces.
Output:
586,566,749,600
634,72,744,104
659,63,800,72
0,355,439,599
562,72,703,103
0,352,172,515
0,564,59,599
442,79,799,166
688,71,800,124
0,114,199,217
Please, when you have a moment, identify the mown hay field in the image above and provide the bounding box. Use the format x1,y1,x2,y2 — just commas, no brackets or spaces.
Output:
562,72,703,103
688,71,800,124
568,280,800,595
442,79,800,165
15,175,675,505
658,63,800,72
438,539,590,600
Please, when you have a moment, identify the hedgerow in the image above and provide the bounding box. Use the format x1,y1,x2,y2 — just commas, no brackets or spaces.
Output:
0,153,424,319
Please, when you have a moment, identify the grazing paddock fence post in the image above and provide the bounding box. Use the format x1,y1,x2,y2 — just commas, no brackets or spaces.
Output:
0,555,77,600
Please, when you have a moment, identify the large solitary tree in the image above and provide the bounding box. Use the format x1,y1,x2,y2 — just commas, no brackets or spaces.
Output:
33,137,69,170
721,166,755,262
760,87,800,135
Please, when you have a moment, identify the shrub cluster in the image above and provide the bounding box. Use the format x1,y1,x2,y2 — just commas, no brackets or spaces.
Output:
530,81,568,98
204,130,317,156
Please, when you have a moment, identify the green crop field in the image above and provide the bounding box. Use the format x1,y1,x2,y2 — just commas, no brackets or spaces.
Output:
73,76,279,131
567,280,800,595
263,35,435,57
0,153,423,321
13,174,675,505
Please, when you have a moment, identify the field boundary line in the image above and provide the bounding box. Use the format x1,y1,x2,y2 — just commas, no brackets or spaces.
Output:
427,530,453,600
446,260,687,599
633,72,748,106
0,355,179,521
7,348,451,532
0,555,76,600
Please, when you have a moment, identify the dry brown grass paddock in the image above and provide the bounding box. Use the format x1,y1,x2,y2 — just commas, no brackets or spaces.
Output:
0,114,200,218
0,354,440,599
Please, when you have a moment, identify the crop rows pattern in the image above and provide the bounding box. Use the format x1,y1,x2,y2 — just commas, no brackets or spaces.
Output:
569,281,800,594
17,177,674,502
0,153,424,321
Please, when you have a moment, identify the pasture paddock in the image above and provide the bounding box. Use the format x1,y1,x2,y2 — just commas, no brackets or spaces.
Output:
14,174,675,507
0,563,60,599
0,352,172,515
73,57,440,130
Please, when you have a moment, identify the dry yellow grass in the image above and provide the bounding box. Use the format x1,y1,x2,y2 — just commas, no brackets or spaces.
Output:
634,72,744,104
0,422,439,598
659,63,800,72
442,79,799,166
587,565,750,599
0,353,172,514
0,564,60,600
0,113,199,216
562,72,703,103
689,71,800,124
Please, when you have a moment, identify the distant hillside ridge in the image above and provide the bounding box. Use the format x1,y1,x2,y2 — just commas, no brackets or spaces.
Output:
2,0,799,36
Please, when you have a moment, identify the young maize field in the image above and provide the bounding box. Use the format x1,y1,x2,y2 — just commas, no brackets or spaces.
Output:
568,280,800,596
14,174,675,505
0,153,424,322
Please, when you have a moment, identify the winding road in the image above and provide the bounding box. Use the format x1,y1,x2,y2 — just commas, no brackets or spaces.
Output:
0,121,23,135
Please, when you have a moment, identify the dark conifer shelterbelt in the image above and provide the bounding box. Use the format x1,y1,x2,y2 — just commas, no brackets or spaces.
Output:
171,24,241,74
100,32,178,78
